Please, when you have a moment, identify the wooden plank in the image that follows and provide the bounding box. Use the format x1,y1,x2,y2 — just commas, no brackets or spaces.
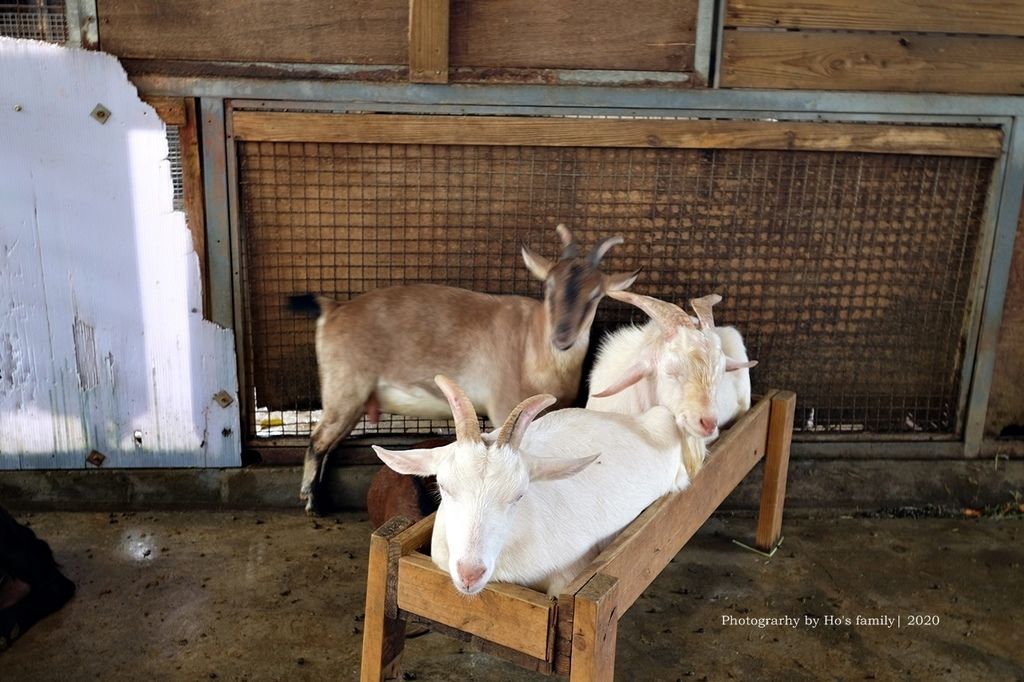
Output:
569,574,619,682
361,517,413,682
756,391,796,551
177,98,208,319
555,390,775,672
231,112,1003,158
397,553,555,660
721,31,1024,96
98,0,407,64
392,513,436,555
449,0,696,72
409,0,449,83
401,612,555,674
142,96,186,126
726,0,1024,37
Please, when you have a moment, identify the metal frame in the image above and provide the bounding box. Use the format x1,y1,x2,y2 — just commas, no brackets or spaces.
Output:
184,80,1024,460
64,0,98,49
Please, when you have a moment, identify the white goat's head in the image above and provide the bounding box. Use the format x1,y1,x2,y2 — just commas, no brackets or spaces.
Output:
594,291,757,439
373,375,599,595
522,224,639,351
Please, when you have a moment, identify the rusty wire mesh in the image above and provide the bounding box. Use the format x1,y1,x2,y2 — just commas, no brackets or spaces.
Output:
165,125,185,212
0,0,66,42
237,140,992,440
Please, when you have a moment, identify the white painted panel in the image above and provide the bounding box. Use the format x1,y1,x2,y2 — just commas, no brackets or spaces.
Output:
0,38,241,469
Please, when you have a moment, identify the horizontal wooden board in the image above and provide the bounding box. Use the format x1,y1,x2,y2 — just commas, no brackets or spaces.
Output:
397,553,555,659
722,31,1024,95
142,96,186,126
97,0,408,63
231,112,1002,158
560,392,772,613
726,0,1024,37
554,392,774,674
449,0,696,71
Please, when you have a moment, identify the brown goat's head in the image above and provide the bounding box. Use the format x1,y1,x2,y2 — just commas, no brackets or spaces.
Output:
521,224,638,351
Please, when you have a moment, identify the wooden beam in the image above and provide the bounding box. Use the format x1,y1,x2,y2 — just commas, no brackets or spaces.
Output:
143,96,187,126
177,98,209,319
726,0,1024,37
569,574,619,682
554,392,775,673
396,553,555,660
231,112,1003,158
361,517,413,682
449,0,696,72
721,31,1024,96
98,0,407,64
408,0,449,83
756,391,796,551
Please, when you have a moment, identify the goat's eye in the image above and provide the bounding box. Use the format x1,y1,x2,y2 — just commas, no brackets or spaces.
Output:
513,493,525,504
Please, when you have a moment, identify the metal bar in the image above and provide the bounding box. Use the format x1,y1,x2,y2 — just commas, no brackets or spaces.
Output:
791,441,965,459
693,0,717,86
64,0,81,47
75,0,98,49
199,98,234,329
223,100,253,446
954,119,1014,437
712,0,727,88
128,76,1024,118
963,116,1024,456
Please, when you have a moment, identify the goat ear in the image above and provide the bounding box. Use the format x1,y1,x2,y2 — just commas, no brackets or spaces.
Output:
725,358,758,372
527,453,600,482
603,268,640,293
521,245,554,281
372,445,442,477
591,362,651,398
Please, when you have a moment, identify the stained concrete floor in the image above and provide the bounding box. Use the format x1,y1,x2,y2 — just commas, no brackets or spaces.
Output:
2,511,1021,681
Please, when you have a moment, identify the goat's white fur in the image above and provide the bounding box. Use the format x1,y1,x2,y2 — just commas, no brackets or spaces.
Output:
586,293,754,477
374,376,688,596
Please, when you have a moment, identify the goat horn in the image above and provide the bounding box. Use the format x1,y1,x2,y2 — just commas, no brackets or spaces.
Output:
607,290,694,331
689,293,722,330
556,224,579,258
434,374,481,443
495,394,557,450
588,235,624,266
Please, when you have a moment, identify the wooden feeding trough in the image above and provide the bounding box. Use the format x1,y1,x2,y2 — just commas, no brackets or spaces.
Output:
360,390,796,681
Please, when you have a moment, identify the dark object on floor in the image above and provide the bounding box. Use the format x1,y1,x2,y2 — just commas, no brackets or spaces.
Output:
366,437,448,529
0,506,75,652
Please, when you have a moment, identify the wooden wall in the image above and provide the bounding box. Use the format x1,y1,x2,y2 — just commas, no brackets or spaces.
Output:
988,206,1024,437
97,0,697,79
721,0,1024,94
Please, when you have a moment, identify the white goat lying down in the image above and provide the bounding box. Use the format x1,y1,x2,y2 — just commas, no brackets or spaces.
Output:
373,375,688,597
587,291,757,477
292,224,638,514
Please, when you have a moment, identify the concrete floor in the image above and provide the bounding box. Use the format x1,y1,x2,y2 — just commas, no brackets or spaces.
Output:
2,511,1021,681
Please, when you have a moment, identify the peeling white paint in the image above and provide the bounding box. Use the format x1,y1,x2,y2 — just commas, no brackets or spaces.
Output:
0,38,241,469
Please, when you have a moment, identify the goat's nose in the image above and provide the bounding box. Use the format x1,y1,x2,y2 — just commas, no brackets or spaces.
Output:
456,561,486,587
699,416,718,435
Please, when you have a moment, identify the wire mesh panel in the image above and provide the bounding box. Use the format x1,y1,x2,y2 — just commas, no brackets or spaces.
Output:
0,0,67,42
237,138,992,441
165,125,185,211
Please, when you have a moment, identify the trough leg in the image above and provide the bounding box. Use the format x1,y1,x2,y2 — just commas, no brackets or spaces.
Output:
756,390,796,552
570,574,620,682
360,518,412,682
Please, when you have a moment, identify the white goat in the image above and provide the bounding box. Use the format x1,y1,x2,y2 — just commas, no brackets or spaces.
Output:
586,291,756,477
373,375,688,596
292,225,638,514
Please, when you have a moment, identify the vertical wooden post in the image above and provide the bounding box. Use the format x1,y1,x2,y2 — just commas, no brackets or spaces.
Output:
178,98,209,318
408,0,450,83
756,390,796,551
570,573,619,682
360,517,413,682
